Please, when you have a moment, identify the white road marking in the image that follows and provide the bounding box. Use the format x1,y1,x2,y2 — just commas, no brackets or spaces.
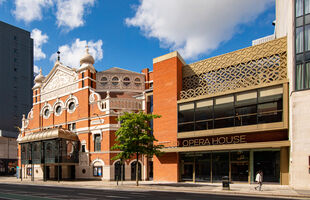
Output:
105,195,129,199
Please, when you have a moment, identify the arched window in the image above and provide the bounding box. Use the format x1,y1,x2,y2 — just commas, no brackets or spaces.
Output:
134,77,141,87
68,102,75,111
123,77,130,86
112,77,119,86
101,77,108,86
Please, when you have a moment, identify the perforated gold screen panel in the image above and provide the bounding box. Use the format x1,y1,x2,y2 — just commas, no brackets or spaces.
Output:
180,37,287,100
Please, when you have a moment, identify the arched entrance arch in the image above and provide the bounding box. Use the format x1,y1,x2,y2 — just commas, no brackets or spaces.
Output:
130,161,142,181
114,160,125,181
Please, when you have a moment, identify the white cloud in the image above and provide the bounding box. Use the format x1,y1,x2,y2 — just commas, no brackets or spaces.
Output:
56,0,96,31
13,0,53,23
50,39,103,68
126,0,273,59
34,65,40,74
31,29,48,61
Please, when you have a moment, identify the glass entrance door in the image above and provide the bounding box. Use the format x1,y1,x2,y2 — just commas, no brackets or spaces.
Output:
195,154,211,182
211,152,229,182
181,163,194,181
230,151,249,182
231,161,248,181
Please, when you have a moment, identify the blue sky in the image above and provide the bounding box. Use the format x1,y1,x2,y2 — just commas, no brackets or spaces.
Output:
0,0,275,75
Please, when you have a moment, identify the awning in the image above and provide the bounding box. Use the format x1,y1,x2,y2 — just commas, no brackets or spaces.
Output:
161,140,290,153
18,128,78,143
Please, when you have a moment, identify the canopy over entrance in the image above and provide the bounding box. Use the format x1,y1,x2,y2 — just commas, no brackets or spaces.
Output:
18,128,78,143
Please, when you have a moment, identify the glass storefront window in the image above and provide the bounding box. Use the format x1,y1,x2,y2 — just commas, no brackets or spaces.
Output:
195,100,213,131
296,27,304,54
295,0,310,90
178,103,195,132
296,0,303,17
306,0,310,14
214,99,234,129
296,64,304,90
306,25,310,51
178,86,283,133
230,151,249,182
195,153,211,182
180,150,280,183
254,151,280,182
211,152,229,182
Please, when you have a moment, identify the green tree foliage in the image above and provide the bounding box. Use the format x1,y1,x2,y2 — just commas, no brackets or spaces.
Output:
111,111,163,186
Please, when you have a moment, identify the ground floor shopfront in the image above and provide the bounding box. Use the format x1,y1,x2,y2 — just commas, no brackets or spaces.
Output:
0,159,17,176
179,148,289,184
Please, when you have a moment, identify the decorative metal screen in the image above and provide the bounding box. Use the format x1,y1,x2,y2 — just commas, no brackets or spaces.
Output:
180,37,287,99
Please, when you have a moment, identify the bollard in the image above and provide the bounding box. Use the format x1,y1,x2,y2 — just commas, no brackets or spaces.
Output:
116,176,119,186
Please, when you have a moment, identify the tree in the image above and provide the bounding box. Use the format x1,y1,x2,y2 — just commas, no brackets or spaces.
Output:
111,111,163,186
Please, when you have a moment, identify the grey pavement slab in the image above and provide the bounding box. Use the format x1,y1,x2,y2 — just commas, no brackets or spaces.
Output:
0,176,308,199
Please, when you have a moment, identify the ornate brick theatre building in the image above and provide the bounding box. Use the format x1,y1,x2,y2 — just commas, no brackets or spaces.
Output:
18,48,149,181
18,0,310,190
152,37,290,185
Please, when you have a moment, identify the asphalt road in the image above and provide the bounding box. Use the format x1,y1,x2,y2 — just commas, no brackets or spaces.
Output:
0,183,295,200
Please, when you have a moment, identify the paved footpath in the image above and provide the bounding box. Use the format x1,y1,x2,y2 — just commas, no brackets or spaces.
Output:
0,177,309,199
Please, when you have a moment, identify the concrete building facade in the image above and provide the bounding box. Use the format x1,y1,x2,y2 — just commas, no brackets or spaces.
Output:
0,21,33,175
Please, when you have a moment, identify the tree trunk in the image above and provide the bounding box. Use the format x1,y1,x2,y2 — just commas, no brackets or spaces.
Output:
136,152,139,186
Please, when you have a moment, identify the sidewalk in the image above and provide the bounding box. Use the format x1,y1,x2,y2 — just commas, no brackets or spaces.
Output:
0,176,309,199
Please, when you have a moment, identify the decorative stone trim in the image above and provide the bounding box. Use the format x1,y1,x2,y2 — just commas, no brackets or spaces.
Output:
53,99,65,116
65,94,79,113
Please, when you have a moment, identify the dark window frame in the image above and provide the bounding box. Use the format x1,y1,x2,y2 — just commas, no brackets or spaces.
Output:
94,134,101,152
295,0,310,91
177,88,283,133
93,166,102,177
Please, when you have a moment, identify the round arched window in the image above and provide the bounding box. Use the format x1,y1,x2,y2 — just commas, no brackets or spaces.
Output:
112,77,119,86
55,105,62,115
68,102,75,111
44,109,49,117
123,77,130,86
101,77,108,86
134,77,141,86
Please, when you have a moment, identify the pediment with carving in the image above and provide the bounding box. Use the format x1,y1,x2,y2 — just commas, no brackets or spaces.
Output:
41,65,79,101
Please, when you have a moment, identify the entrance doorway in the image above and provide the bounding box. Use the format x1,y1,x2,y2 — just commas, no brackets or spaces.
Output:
230,151,249,182
181,163,194,181
231,161,248,181
211,152,229,182
69,165,75,179
131,161,141,180
114,161,125,181
254,151,280,182
54,166,62,180
45,166,50,180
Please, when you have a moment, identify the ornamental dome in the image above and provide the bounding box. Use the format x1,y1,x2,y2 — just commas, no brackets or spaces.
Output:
79,46,95,66
34,68,45,83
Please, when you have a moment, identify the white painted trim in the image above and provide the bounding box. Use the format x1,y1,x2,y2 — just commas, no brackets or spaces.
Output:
153,51,186,65
91,158,105,166
65,94,79,113
33,87,91,105
53,99,65,116
129,159,143,166
41,103,52,119
112,159,121,166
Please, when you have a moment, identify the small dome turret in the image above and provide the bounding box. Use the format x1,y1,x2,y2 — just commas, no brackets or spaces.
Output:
34,68,45,83
80,46,95,66
77,45,96,73
33,68,45,89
